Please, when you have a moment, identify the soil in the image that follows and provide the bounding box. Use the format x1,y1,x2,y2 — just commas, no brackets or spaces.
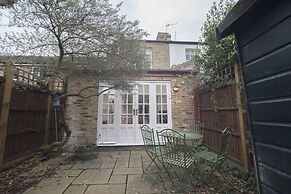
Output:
0,154,71,194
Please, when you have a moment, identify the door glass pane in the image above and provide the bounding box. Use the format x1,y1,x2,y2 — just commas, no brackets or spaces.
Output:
139,105,143,113
144,105,149,113
138,95,143,103
128,94,133,103
109,104,114,114
157,115,161,124
156,96,161,103
103,94,108,103
144,95,149,103
109,95,114,103
109,115,114,124
128,105,133,114
157,105,161,113
144,85,149,93
122,105,126,114
163,115,168,124
121,115,126,124
103,106,108,114
102,115,108,124
156,86,161,94
128,115,133,124
162,105,167,113
145,115,149,124
121,94,127,103
162,95,167,103
162,85,166,94
138,115,143,124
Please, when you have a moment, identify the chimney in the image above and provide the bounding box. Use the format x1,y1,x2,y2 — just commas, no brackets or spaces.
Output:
156,32,171,41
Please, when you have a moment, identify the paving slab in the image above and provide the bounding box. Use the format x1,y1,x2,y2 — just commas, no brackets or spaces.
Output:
109,174,127,184
73,169,112,185
129,154,142,168
113,167,142,175
85,184,126,194
63,185,87,194
23,177,75,194
71,158,102,169
100,157,117,169
115,157,129,168
54,169,82,177
126,174,163,194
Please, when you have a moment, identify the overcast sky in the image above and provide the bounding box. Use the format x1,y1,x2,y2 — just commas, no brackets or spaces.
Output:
110,0,218,41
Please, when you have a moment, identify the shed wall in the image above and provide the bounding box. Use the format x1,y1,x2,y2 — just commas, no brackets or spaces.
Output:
236,1,291,193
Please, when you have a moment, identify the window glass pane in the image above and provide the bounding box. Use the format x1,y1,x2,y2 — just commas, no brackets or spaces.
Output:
145,115,150,124
139,105,143,114
121,94,127,103
138,95,143,103
162,105,167,113
162,85,166,94
144,85,149,93
102,115,108,124
128,94,133,103
162,95,167,103
103,94,108,103
144,105,149,114
163,115,168,124
156,95,161,103
121,115,126,124
144,95,149,103
128,115,133,124
156,105,161,113
138,115,143,124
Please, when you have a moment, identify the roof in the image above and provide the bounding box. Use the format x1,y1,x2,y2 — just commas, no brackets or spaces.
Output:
215,0,277,40
146,40,201,45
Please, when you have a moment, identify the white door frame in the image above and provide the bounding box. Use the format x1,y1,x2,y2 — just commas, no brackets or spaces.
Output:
97,81,172,146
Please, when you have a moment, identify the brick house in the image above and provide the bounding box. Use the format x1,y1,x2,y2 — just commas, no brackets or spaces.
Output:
66,32,200,146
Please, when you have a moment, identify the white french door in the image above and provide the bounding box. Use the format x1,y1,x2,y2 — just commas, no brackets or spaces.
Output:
97,81,172,146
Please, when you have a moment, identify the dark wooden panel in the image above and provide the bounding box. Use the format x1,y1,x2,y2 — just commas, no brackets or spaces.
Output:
249,100,291,122
252,122,291,149
256,142,291,174
258,163,291,194
244,43,291,83
240,15,291,64
246,71,291,101
261,184,281,194
239,0,291,47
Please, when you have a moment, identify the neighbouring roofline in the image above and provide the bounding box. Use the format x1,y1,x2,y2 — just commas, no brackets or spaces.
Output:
146,40,203,45
215,0,277,40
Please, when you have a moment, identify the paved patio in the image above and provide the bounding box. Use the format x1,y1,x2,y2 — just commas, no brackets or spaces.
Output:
24,148,172,194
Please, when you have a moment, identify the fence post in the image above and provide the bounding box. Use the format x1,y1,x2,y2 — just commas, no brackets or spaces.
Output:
44,83,52,144
234,63,249,171
0,61,14,168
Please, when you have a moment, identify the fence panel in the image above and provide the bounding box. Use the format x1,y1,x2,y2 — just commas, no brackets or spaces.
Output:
199,65,250,169
0,64,59,168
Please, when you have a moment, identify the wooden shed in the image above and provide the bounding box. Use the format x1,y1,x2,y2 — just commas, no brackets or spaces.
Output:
216,0,291,193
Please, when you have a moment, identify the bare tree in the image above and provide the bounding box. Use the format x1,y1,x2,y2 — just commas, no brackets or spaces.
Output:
0,0,148,150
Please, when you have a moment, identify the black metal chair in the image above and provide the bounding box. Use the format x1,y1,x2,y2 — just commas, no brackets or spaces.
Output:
195,127,233,180
140,125,163,174
156,128,200,190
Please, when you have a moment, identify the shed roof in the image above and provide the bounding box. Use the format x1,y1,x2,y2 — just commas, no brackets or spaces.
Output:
215,0,277,40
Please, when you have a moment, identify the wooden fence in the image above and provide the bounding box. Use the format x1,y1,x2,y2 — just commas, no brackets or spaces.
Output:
0,62,60,169
198,64,250,170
